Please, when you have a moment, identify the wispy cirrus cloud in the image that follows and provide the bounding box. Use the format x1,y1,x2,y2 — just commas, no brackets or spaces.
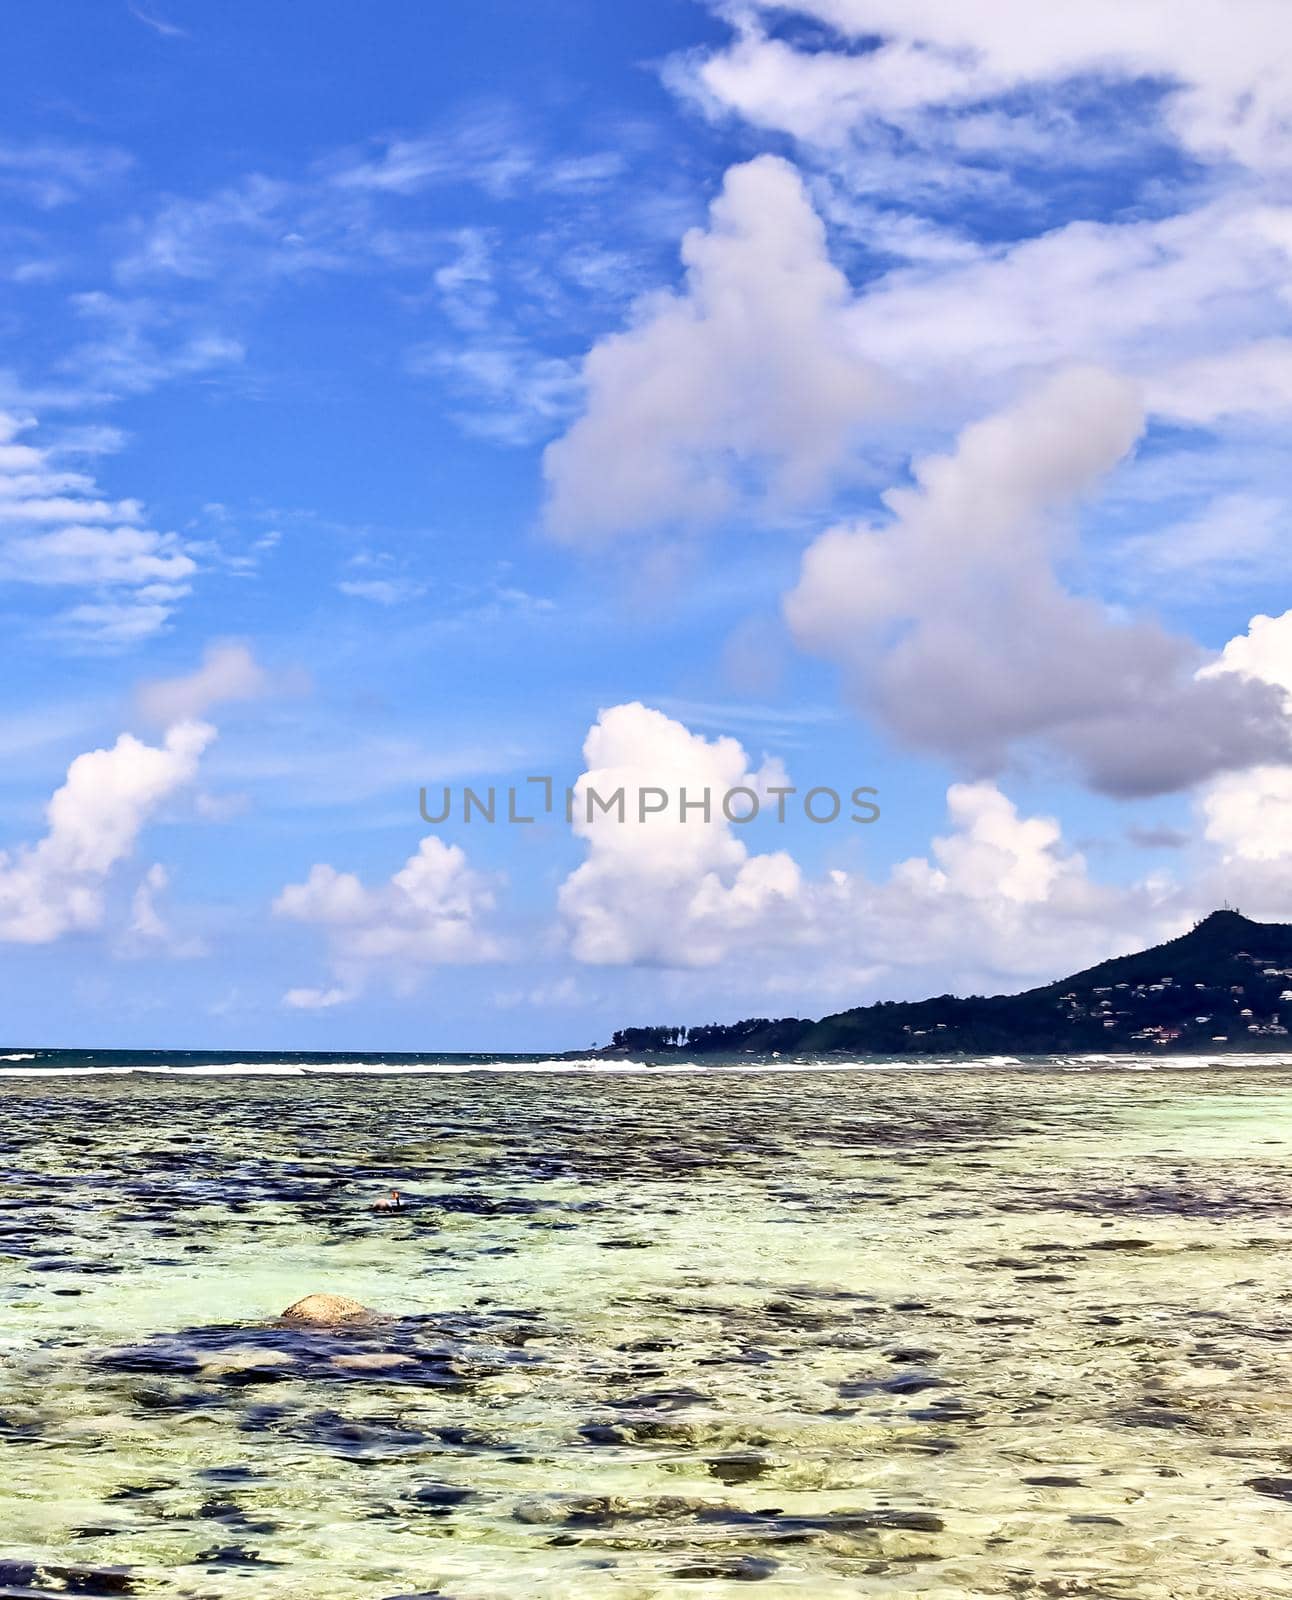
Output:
60,292,244,401
0,411,199,645
324,104,626,201
336,577,428,606
95,105,672,453
1109,493,1290,599
676,1,1292,190
0,140,132,209
126,3,189,40
411,336,582,445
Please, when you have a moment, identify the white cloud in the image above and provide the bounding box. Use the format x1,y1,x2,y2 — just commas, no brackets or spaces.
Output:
326,111,625,204
283,984,352,1011
112,174,414,286
1146,339,1292,426
410,336,581,446
127,4,188,40
493,975,587,1010
116,176,296,281
683,2,1292,175
544,146,1292,562
336,577,428,605
1112,494,1288,598
274,836,501,1004
1194,612,1292,912
22,293,245,410
784,368,1292,795
109,109,629,326
542,155,891,539
648,2,1292,535
0,524,195,588
55,598,183,648
558,700,800,966
433,226,496,329
836,198,1292,427
136,640,273,724
119,862,206,959
860,780,1179,985
327,115,534,200
0,719,214,944
558,700,1178,992
128,862,171,942
551,642,1292,992
1199,609,1292,705
1201,767,1292,868
685,22,971,146
0,412,198,643
0,141,132,209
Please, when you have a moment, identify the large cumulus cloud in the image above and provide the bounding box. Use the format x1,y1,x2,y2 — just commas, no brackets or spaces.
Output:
784,368,1292,796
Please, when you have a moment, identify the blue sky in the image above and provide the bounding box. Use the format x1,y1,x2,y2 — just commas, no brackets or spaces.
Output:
3,1,1292,1050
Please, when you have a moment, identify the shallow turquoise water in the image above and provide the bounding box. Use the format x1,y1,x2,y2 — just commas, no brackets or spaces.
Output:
2,1060,1292,1597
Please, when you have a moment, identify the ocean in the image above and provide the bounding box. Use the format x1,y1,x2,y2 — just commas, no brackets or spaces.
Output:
2,1053,1291,1597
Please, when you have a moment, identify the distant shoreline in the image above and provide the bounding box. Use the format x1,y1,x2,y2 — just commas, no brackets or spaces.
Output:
595,910,1292,1059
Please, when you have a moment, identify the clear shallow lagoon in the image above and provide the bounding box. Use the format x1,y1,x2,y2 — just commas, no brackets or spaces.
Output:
3,1053,1292,1597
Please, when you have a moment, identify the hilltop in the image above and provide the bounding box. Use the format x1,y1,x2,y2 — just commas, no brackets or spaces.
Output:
604,911,1292,1057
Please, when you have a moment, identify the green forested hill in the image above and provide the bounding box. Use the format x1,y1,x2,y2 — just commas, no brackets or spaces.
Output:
605,911,1292,1056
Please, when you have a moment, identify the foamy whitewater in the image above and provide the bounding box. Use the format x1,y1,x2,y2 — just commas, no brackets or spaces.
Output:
1,1047,1281,1078
3,1055,1292,1597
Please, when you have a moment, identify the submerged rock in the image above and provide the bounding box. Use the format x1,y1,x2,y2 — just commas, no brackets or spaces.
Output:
279,1293,373,1325
705,1452,768,1485
200,1348,296,1382
0,1562,135,1596
672,1555,780,1582
512,1493,696,1527
404,1482,476,1515
330,1351,417,1372
1246,1476,1292,1502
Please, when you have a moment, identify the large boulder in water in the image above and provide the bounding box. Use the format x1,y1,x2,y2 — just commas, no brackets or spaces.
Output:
280,1292,374,1325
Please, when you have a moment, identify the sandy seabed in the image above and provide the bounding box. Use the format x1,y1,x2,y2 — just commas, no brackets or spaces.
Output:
1,1059,1291,1597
